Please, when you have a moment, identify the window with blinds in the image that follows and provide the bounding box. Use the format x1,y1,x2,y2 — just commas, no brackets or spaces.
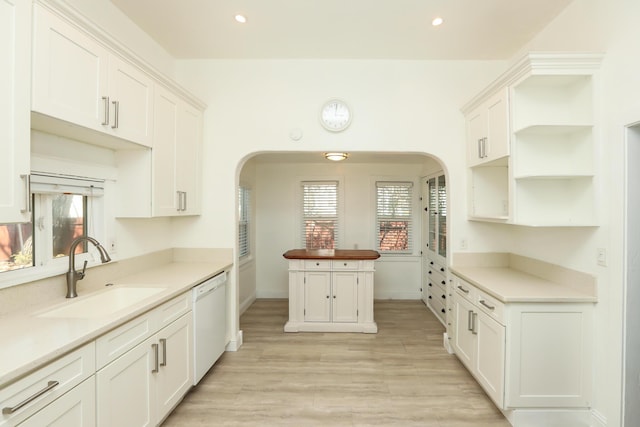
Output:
301,181,338,249
376,181,413,253
238,186,251,258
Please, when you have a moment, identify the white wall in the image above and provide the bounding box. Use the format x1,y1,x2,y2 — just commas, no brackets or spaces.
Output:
238,159,257,313
253,159,428,300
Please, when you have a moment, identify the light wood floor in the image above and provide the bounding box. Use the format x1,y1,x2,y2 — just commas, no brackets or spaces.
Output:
162,299,511,426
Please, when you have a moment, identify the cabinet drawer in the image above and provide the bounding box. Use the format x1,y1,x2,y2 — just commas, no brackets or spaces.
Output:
304,260,331,270
332,260,359,270
428,258,447,275
428,269,447,289
156,292,191,330
453,275,476,302
476,290,505,325
96,311,155,369
428,291,446,320
0,342,95,426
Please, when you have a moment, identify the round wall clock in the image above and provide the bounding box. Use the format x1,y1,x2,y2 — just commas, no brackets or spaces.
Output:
320,99,352,132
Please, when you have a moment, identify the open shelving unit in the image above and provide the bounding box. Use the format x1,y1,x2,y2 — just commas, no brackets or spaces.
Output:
463,53,602,227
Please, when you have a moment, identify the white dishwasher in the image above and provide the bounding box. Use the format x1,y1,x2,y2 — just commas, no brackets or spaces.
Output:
192,271,227,385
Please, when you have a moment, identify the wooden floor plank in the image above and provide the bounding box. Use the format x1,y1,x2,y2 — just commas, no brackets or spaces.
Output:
162,299,510,426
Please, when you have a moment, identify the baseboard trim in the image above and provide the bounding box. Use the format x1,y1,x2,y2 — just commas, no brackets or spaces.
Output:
225,330,243,352
590,409,607,427
502,408,593,427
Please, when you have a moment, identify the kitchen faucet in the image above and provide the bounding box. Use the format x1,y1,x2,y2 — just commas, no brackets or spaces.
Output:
66,236,112,298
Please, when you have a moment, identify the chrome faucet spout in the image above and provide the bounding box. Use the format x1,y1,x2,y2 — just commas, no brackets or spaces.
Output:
66,236,112,298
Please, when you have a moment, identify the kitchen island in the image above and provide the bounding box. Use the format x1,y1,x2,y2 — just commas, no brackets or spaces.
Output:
283,249,380,333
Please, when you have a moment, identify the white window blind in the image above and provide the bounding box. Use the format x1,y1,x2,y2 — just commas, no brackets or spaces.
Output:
301,181,338,249
238,186,250,258
376,181,413,253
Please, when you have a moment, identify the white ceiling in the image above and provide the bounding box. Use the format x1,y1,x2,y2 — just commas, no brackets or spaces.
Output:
109,0,574,60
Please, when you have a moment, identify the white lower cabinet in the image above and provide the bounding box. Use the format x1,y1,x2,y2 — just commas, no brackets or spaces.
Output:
303,270,358,323
0,343,95,427
18,377,96,427
285,258,377,333
451,274,592,414
96,307,193,427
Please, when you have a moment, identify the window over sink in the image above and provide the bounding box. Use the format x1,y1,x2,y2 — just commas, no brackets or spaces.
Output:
0,174,105,287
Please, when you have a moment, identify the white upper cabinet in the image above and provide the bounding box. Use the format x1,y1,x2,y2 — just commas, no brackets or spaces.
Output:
31,4,153,148
0,0,32,223
151,85,202,217
463,53,602,226
467,87,510,167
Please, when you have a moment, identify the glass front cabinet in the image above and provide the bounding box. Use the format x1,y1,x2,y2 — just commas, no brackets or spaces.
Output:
422,173,448,327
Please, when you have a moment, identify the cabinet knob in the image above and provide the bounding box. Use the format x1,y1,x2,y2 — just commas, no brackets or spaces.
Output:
316,262,320,266
441,294,446,299
326,295,329,299
441,308,446,313
440,268,445,272
344,262,347,266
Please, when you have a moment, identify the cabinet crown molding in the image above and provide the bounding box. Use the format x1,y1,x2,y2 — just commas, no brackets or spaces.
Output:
461,52,604,115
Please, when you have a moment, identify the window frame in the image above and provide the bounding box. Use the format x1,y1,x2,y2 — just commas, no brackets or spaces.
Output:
238,185,251,260
298,178,343,250
374,179,418,256
0,174,106,289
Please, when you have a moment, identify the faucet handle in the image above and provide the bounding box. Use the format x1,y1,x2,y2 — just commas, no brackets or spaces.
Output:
78,260,88,279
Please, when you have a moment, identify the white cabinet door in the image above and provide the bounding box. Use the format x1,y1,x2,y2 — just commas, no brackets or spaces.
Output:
156,313,193,420
32,4,109,133
107,56,153,147
332,271,358,323
0,0,30,223
176,103,202,215
475,310,505,408
466,87,509,166
152,86,202,216
485,88,510,162
152,86,180,216
18,377,96,427
96,336,156,427
304,272,331,322
467,106,487,167
453,294,475,370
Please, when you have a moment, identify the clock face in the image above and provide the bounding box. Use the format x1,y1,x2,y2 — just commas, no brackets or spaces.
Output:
320,99,352,132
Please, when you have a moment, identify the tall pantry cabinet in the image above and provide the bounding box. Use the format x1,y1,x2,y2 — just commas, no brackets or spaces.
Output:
0,0,31,223
421,173,448,326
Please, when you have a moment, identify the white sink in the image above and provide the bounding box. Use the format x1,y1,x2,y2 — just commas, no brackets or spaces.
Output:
38,287,166,319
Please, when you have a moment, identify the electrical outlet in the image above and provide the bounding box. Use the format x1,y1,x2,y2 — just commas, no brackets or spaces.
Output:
597,248,606,266
460,239,468,250
109,239,117,254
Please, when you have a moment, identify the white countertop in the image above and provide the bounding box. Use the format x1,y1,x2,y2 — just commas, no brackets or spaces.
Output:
450,265,597,303
0,260,231,387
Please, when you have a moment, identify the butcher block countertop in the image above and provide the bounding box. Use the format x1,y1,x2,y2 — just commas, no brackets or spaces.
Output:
283,249,381,260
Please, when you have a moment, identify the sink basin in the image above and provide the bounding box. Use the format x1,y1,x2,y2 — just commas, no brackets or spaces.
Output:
38,287,166,319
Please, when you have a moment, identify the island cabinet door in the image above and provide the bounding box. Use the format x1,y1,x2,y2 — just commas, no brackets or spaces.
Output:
332,271,358,323
304,271,331,322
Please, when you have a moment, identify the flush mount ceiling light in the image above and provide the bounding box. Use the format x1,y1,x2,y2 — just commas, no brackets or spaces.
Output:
324,152,349,161
234,14,247,23
432,16,444,26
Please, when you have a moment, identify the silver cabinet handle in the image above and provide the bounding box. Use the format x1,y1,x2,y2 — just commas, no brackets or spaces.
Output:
457,285,469,294
478,139,483,159
479,300,495,310
20,174,31,213
101,96,110,125
2,380,59,414
160,338,167,367
152,343,159,373
111,100,119,129
182,191,187,211
176,191,182,212
467,310,473,331
472,312,478,335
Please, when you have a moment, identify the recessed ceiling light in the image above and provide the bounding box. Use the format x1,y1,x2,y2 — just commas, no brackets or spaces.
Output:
235,14,247,24
432,17,444,26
